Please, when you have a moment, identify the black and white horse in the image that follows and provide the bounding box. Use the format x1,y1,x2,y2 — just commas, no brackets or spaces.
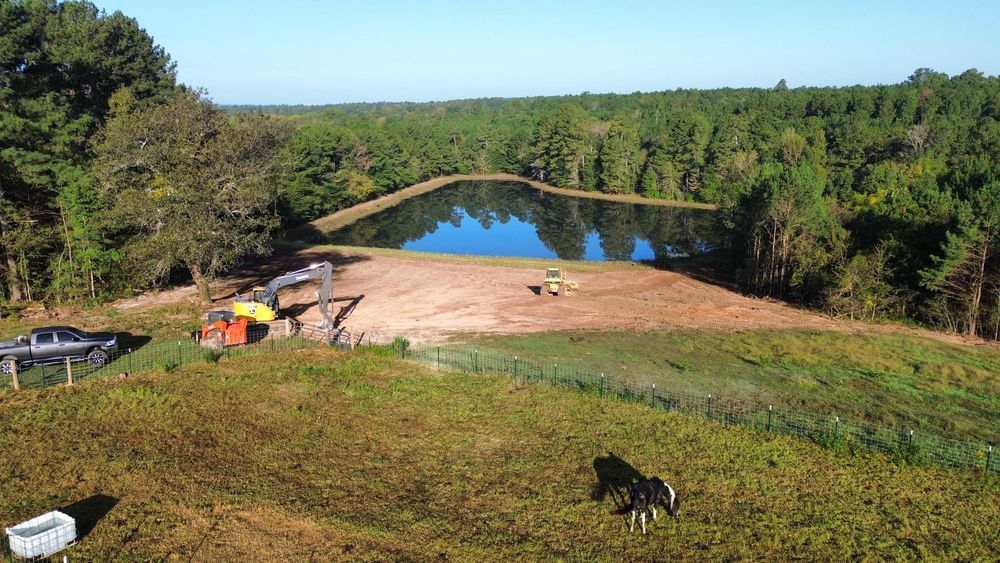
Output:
628,477,680,534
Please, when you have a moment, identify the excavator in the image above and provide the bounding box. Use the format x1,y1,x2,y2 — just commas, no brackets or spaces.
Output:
200,261,335,348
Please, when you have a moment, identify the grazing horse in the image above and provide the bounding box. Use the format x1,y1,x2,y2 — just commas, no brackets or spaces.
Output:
628,477,680,534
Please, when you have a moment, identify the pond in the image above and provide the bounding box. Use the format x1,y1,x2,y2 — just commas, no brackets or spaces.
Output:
324,181,713,261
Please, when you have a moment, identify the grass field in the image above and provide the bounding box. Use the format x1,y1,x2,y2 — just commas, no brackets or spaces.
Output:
462,329,1000,445
1,348,996,560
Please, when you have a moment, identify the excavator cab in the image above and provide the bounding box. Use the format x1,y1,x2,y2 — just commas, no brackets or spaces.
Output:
233,286,278,321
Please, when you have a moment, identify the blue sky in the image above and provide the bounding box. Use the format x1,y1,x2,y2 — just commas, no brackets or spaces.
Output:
94,0,1000,105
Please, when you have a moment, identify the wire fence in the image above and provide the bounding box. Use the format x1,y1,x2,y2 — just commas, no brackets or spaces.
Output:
2,330,995,477
394,344,997,477
0,335,320,392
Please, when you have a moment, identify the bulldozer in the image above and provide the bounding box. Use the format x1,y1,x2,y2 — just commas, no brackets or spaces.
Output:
200,261,336,348
542,267,578,296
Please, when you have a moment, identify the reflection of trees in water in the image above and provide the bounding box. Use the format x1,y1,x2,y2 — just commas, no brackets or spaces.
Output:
328,181,710,260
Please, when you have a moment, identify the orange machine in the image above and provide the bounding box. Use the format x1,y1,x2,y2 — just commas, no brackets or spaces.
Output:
200,316,249,348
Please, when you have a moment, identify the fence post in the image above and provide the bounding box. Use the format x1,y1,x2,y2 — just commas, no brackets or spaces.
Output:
707,394,713,420
437,347,441,369
834,416,839,437
651,384,656,408
285,318,291,338
474,350,479,373
513,356,518,382
176,342,182,365
600,373,604,398
767,405,773,432
65,357,73,386
9,361,19,391
987,445,993,474
128,349,133,374
553,363,558,384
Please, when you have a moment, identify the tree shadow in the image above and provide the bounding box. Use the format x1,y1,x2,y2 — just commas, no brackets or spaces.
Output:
60,494,118,540
592,452,645,511
228,250,371,297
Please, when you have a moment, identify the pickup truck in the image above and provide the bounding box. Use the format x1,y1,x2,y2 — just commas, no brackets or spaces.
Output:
0,326,118,375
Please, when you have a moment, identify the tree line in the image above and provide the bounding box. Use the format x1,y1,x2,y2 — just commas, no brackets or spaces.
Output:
2,1,998,340
277,72,1000,340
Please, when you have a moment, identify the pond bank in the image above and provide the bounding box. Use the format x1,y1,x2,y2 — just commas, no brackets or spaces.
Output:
297,173,717,235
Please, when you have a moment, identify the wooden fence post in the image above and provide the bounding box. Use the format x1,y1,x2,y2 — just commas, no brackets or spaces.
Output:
285,318,291,338
65,357,73,386
9,361,19,391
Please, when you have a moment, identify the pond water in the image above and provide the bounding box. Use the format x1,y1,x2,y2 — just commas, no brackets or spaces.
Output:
325,181,713,262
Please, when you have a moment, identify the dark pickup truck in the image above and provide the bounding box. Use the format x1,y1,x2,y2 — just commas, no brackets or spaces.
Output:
0,326,118,375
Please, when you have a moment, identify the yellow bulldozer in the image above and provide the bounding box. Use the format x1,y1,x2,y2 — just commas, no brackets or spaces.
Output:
542,267,578,296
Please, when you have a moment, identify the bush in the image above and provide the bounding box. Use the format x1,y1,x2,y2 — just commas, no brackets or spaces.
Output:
391,336,410,356
203,349,223,364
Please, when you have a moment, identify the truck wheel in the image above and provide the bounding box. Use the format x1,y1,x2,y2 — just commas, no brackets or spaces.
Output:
87,349,109,367
0,360,16,376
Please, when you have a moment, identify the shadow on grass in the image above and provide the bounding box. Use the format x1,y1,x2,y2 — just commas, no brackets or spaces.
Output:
592,452,645,512
60,494,118,539
115,332,152,352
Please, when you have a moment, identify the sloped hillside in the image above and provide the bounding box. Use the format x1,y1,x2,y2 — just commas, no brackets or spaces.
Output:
0,348,995,560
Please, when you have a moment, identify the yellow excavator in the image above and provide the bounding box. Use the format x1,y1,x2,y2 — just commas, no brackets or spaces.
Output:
200,262,336,348
232,261,335,328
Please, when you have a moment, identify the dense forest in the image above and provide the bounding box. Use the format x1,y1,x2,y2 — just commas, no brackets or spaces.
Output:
2,1,999,340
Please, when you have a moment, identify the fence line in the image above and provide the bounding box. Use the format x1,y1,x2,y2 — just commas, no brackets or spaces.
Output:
393,343,997,476
2,331,995,476
0,335,320,392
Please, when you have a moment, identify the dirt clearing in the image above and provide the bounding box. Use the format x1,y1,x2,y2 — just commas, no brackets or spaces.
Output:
134,246,980,347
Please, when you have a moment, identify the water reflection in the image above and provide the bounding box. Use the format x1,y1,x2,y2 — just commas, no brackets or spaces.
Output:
326,181,711,262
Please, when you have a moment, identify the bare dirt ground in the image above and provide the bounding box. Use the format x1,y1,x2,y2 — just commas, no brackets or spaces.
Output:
115,246,990,348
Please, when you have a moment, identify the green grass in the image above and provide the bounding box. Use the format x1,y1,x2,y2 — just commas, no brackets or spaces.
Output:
460,329,1000,445
0,349,996,560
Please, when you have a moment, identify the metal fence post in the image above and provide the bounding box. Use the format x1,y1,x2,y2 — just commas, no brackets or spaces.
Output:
513,356,518,382
474,350,479,373
707,394,713,420
600,373,604,398
128,348,133,374
553,363,558,384
767,405,773,432
176,342,182,365
437,346,441,369
987,445,993,474
651,384,656,408
834,416,840,438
